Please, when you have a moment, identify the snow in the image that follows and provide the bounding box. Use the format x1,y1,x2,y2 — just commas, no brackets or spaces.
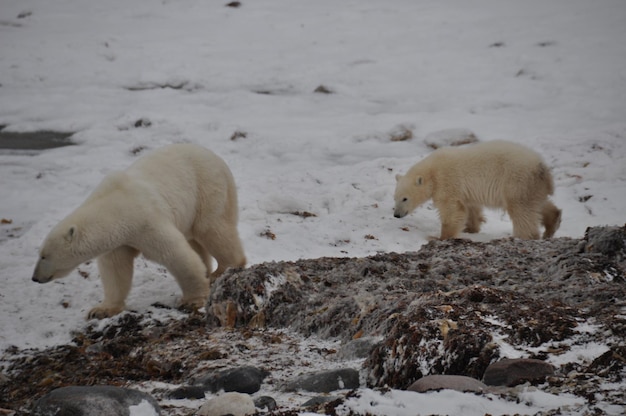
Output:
129,400,160,416
1,0,625,414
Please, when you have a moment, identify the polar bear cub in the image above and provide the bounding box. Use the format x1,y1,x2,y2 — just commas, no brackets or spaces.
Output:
32,143,246,319
394,140,561,240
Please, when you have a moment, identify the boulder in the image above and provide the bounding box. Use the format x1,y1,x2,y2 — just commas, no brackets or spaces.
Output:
31,385,160,416
407,374,487,393
483,358,555,387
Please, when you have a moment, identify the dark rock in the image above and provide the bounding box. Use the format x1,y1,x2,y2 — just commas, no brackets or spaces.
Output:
407,374,487,393
196,366,269,394
283,368,360,393
31,385,160,416
483,358,555,387
167,385,206,400
253,395,277,411
584,225,625,257
301,395,342,408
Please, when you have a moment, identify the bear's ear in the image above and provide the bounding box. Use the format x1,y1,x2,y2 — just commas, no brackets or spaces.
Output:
416,176,424,186
395,174,402,182
65,225,77,243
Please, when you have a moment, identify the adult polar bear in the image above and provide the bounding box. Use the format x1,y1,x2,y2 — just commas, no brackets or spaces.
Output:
394,140,561,240
32,143,246,319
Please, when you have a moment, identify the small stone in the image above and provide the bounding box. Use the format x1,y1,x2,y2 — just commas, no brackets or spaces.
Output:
407,374,487,393
301,395,341,408
197,392,255,416
31,385,160,416
388,125,413,142
253,396,277,411
482,358,555,387
283,368,360,393
314,85,334,94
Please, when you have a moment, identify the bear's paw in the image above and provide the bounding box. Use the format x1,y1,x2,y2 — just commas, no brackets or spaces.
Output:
87,304,125,320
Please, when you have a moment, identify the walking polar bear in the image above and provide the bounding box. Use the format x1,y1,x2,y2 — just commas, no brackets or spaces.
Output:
394,140,561,240
32,143,246,319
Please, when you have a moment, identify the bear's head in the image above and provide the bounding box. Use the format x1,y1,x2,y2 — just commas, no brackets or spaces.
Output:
32,224,85,284
393,173,432,218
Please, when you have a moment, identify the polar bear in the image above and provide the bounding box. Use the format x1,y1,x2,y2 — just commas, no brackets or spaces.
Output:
393,140,561,240
32,143,246,319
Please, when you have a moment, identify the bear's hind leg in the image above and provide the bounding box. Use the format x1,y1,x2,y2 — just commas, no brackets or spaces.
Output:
464,204,485,234
89,246,139,320
198,225,246,284
141,226,210,312
541,200,561,239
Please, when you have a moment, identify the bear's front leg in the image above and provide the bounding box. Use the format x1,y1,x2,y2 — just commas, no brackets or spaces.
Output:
87,246,139,320
437,201,467,239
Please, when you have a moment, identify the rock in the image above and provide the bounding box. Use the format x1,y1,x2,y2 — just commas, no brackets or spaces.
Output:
253,396,277,411
483,358,555,387
196,366,269,394
423,128,479,149
388,124,414,142
407,374,487,393
31,385,160,416
301,395,342,408
335,337,380,360
167,385,206,400
196,392,255,416
584,225,625,257
283,368,360,393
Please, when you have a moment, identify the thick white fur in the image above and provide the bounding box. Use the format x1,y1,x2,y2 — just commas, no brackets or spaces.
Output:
394,140,561,240
32,143,246,319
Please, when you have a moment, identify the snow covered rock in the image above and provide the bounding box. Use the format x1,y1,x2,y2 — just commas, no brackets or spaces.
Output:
31,386,160,416
196,392,255,416
407,375,487,393
423,128,479,149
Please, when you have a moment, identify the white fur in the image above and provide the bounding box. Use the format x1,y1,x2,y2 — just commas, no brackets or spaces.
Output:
33,143,246,319
394,140,561,240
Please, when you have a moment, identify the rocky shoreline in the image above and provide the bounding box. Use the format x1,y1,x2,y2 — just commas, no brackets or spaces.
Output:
1,225,624,415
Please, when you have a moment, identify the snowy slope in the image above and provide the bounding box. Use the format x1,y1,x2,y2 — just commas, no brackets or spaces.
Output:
0,1,625,414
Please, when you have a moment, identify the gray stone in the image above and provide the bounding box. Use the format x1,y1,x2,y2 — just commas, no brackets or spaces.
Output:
167,385,206,400
407,374,487,393
301,395,342,408
196,366,269,394
283,368,360,393
31,385,160,416
483,358,555,387
253,396,277,411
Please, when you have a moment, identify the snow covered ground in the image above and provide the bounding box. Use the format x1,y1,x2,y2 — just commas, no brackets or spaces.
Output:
1,0,625,414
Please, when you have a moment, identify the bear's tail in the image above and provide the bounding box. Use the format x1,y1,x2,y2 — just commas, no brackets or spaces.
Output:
541,200,561,239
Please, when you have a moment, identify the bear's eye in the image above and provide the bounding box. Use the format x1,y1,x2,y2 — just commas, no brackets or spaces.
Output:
402,198,408,202
40,255,46,260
